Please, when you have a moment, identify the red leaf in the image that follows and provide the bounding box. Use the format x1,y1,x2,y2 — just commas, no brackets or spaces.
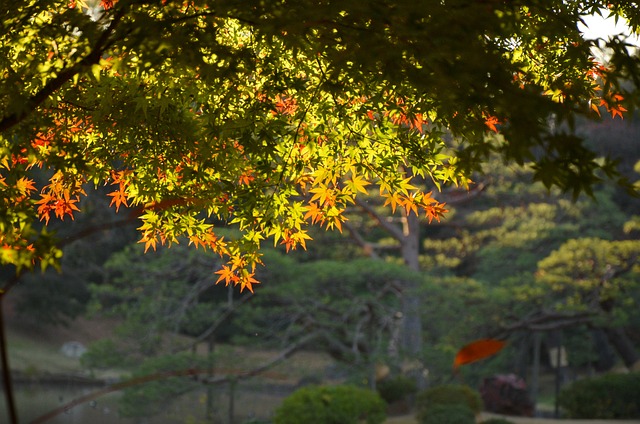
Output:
101,0,116,9
453,339,506,370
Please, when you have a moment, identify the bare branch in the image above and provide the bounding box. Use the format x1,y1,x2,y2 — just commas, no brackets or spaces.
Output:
353,198,405,241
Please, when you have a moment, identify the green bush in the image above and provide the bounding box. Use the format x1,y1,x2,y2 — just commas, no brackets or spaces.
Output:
416,384,482,421
377,375,418,404
273,385,386,424
419,404,475,424
480,419,516,424
80,339,130,369
558,372,640,419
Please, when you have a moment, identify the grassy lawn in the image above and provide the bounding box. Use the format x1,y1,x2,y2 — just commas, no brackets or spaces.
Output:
6,326,83,375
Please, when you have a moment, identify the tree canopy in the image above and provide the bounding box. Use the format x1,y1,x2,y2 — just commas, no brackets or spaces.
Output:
2,0,640,291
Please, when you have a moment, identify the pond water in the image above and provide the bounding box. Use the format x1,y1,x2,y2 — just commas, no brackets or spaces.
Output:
1,381,290,424
2,384,136,424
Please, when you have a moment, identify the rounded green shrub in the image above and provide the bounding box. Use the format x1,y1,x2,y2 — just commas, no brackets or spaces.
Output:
558,372,640,419
273,384,386,424
416,384,482,422
419,404,475,424
377,374,418,404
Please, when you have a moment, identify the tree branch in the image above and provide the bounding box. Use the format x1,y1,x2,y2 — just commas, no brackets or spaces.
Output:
170,292,254,354
492,310,598,337
0,9,126,134
353,198,405,241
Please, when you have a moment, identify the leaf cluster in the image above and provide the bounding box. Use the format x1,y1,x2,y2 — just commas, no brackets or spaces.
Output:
2,0,640,287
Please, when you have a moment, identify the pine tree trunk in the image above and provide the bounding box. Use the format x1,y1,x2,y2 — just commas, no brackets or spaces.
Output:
400,212,422,356
603,327,640,369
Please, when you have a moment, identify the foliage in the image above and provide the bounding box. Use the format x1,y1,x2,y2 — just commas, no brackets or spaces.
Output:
118,352,213,418
558,372,640,419
536,237,640,318
418,277,507,382
417,152,640,375
12,183,137,324
80,338,131,369
273,384,386,424
237,250,417,364
479,419,516,424
417,404,476,424
415,384,483,422
86,241,238,359
1,0,639,289
376,374,418,404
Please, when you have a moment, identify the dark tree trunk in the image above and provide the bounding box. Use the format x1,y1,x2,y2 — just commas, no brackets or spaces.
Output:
602,327,640,369
400,212,422,357
591,328,617,371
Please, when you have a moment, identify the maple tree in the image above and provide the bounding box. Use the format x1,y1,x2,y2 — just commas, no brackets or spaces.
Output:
1,0,640,293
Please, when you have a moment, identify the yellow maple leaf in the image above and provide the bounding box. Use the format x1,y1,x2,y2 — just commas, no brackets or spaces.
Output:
383,192,402,213
346,175,370,195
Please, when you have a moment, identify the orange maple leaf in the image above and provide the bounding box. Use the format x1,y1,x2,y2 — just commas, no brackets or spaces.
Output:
484,115,501,133
36,194,55,224
215,265,239,286
53,192,80,220
138,232,158,253
453,339,506,371
108,186,128,212
101,0,116,9
600,93,627,119
303,202,324,224
238,272,260,293
611,104,627,119
238,170,255,186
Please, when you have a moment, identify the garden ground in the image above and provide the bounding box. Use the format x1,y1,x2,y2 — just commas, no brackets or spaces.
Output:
3,301,640,424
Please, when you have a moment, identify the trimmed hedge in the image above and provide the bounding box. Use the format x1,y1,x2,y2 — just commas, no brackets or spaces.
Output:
419,404,476,424
558,372,640,419
273,385,386,424
377,375,418,404
416,384,482,422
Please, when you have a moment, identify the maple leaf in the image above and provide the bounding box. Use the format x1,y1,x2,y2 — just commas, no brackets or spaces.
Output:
238,271,259,293
238,170,255,186
484,115,501,133
309,184,336,206
280,230,312,252
215,265,238,286
611,104,627,120
100,0,116,9
189,229,219,250
303,202,324,224
424,204,448,223
589,99,601,117
324,208,346,232
108,186,128,212
399,195,419,216
138,232,158,253
383,192,402,213
36,194,54,225
600,93,627,119
453,339,506,371
345,175,370,195
16,177,36,196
